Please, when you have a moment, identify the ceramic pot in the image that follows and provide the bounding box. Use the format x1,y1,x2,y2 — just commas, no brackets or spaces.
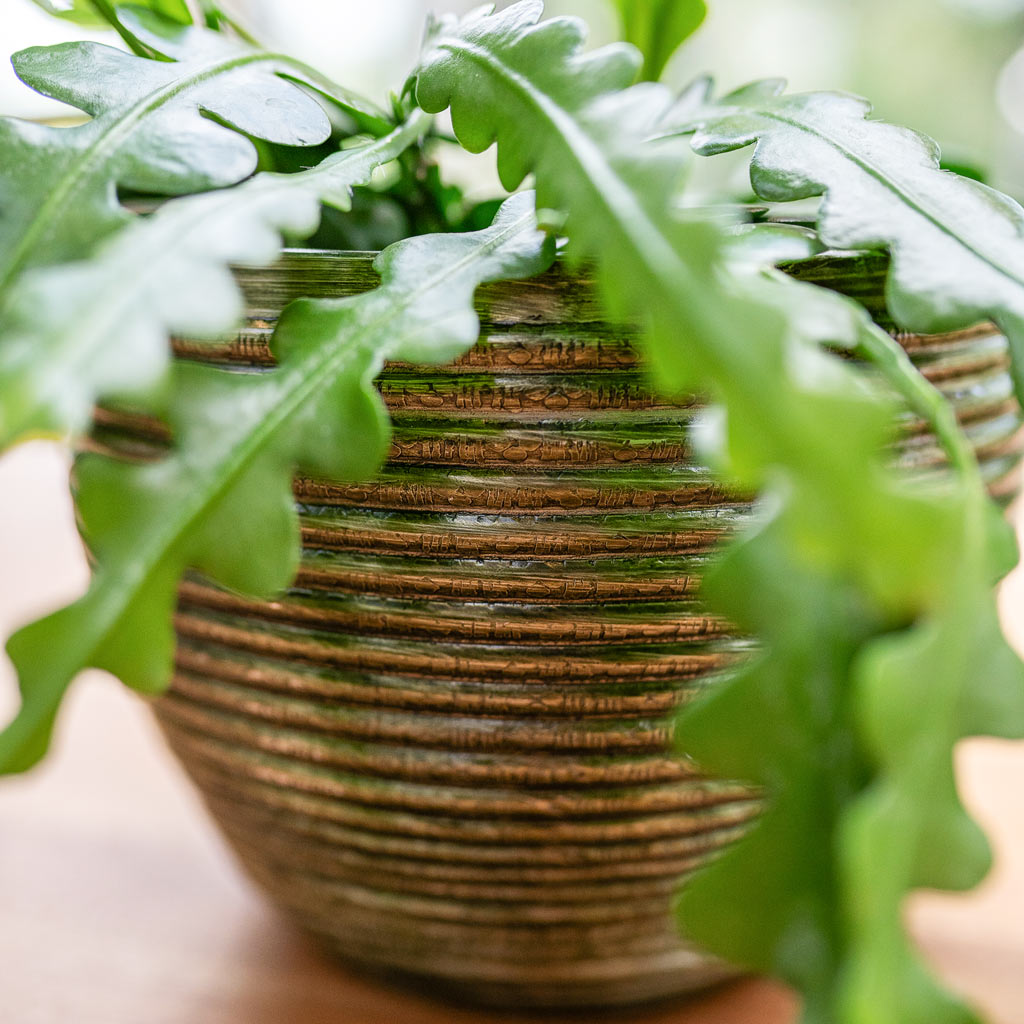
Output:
116,252,1021,1008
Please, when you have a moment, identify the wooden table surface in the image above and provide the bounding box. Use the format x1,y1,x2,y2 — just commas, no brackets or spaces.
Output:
3,444,1024,1024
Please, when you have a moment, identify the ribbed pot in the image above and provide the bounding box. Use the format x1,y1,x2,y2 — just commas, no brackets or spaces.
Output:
128,251,1021,1008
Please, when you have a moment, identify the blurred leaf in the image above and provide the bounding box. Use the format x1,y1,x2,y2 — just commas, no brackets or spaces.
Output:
0,30,325,295
0,192,553,773
411,5,1024,1021
0,114,427,449
940,155,988,183
306,191,411,251
0,11,391,309
28,0,116,28
670,78,1024,402
29,1,227,62
30,1,259,50
114,9,390,128
30,0,191,22
610,0,706,81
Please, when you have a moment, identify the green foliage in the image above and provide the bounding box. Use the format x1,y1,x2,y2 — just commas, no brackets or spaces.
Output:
0,191,553,773
2,3,1024,1021
112,10,388,126
411,4,1024,1022
0,113,427,449
31,0,258,54
29,0,127,28
668,78,1024,402
31,0,190,22
0,33,318,292
610,0,706,81
0,10,390,306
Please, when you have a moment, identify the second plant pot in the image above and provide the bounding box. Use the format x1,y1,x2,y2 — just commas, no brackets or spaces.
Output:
98,250,1022,1008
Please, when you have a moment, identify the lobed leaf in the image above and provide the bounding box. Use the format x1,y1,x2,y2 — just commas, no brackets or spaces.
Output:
410,5,1024,1022
668,78,1024,402
0,112,428,449
0,12,388,302
115,8,391,129
0,191,553,774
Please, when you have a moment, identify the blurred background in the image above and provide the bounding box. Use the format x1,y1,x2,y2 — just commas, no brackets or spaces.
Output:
5,0,1024,195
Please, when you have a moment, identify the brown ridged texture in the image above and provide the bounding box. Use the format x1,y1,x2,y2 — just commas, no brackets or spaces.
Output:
111,251,1024,1008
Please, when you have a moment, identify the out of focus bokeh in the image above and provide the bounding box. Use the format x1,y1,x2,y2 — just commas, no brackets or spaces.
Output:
5,0,1024,193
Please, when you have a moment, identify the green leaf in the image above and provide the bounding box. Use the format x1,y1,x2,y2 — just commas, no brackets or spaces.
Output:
0,16,387,304
31,0,192,24
0,113,427,449
114,8,392,131
730,240,980,483
136,0,192,22
610,0,706,81
0,190,553,773
410,5,1024,1021
0,34,322,291
668,78,1024,403
28,0,119,28
841,582,1024,1024
32,1,268,60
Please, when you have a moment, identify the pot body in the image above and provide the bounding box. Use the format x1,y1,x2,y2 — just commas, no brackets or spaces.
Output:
143,252,1021,1008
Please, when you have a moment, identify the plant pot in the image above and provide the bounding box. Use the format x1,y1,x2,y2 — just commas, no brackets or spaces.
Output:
122,251,1020,1009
